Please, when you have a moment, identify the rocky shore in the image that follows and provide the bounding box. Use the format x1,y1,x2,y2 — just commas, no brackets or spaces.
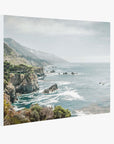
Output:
4,61,71,125
4,92,71,125
4,61,42,103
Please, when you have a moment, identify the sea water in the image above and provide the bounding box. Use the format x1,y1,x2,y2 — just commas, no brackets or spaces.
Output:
13,63,110,116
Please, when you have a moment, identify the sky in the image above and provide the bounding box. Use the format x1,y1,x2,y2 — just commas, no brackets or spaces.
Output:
4,15,110,63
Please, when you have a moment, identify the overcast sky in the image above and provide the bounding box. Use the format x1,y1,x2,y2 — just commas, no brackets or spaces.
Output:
4,15,110,63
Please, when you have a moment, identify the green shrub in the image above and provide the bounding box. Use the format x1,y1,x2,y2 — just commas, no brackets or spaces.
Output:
4,79,8,89
29,104,42,122
4,61,13,87
5,113,30,125
53,106,71,119
30,110,40,122
4,98,11,117
30,104,42,112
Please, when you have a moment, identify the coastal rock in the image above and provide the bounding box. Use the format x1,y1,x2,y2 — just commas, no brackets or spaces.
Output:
50,70,55,73
63,72,67,75
10,73,25,86
6,72,39,103
5,82,16,103
99,82,105,85
43,84,58,94
71,72,75,75
71,72,78,75
34,67,45,77
16,73,39,94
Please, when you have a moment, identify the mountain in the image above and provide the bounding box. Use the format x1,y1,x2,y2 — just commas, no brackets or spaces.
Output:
4,43,17,57
29,49,69,65
4,38,49,66
4,38,69,66
4,43,30,65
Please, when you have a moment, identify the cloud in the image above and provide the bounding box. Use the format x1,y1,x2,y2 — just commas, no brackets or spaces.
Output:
4,15,110,63
4,15,107,36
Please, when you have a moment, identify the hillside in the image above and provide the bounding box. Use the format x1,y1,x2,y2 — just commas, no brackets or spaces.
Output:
4,38,49,66
4,43,30,65
30,49,69,65
4,38,69,66
4,43,17,57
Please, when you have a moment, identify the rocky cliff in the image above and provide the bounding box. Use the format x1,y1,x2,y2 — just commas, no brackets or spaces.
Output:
5,72,39,103
4,61,42,103
10,73,39,93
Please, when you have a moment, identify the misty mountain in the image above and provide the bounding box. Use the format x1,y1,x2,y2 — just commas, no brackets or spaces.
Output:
4,43,17,57
29,49,69,65
4,38,49,66
4,42,30,65
4,38,69,66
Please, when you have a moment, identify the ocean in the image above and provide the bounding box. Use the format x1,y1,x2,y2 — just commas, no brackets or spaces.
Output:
13,63,110,116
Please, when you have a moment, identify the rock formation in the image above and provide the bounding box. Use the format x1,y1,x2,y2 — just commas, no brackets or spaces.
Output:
43,84,58,94
5,72,39,103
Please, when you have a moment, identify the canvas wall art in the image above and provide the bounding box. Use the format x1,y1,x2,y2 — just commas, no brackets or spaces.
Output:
0,15,110,126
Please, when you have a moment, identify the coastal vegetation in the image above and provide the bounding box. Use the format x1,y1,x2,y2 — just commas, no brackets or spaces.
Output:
4,93,71,125
4,61,33,89
54,106,71,118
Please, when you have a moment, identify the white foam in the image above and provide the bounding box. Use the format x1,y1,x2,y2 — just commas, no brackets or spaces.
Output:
104,82,110,87
46,72,58,77
57,81,71,86
14,106,25,111
75,110,90,116
37,95,50,101
46,105,54,108
58,90,84,101
38,96,59,106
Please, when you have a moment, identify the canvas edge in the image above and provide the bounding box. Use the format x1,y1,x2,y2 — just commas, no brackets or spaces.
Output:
0,15,4,126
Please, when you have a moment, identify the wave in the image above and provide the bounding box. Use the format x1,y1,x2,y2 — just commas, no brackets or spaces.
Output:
57,81,71,86
45,72,58,77
58,90,84,101
75,110,89,116
13,106,25,111
38,96,59,106
75,104,110,116
104,82,110,88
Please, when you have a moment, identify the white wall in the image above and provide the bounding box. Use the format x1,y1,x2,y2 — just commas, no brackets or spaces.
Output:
0,0,114,144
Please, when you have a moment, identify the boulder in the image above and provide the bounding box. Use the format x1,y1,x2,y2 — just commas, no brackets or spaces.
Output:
50,70,55,73
43,84,58,94
71,72,78,75
71,72,75,75
63,72,67,75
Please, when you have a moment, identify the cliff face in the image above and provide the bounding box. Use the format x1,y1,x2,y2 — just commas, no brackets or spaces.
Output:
5,72,39,103
4,61,43,103
14,73,39,94
5,82,16,103
33,67,44,76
